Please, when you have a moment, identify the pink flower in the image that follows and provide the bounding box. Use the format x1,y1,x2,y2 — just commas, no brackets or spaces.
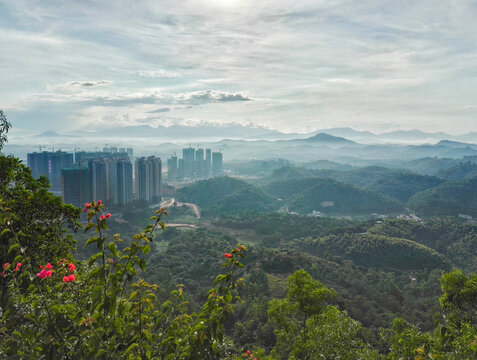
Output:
45,263,53,270
224,253,232,259
46,270,52,277
68,274,75,282
1,272,5,277
37,269,49,279
68,263,76,272
3,263,10,270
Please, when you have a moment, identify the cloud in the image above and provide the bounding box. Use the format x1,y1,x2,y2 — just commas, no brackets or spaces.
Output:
138,70,181,78
178,90,252,104
2,0,477,134
148,108,171,113
69,80,112,87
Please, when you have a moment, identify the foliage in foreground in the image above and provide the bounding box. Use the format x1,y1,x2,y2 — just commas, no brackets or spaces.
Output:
0,198,246,359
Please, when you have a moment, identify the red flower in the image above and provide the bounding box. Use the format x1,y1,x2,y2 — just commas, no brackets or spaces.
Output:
46,270,53,277
45,263,53,270
37,269,49,279
63,276,69,282
68,263,76,272
224,253,232,258
1,272,5,277
246,350,251,355
100,214,106,220
106,213,111,218
3,263,10,270
97,200,102,205
14,263,22,271
82,208,87,212
68,274,75,282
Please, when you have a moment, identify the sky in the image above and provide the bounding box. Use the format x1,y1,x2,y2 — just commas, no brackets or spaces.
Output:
1,0,477,136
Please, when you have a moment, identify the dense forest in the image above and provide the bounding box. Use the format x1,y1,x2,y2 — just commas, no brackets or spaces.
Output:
1,120,477,358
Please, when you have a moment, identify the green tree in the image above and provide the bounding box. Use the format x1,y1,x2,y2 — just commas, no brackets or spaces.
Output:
383,271,477,359
440,270,477,322
267,270,377,359
0,110,11,152
0,155,79,269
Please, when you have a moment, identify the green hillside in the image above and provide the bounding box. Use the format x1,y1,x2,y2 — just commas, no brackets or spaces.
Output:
177,176,278,215
313,166,399,188
437,162,477,181
291,233,448,270
408,176,477,217
367,172,443,202
284,178,402,215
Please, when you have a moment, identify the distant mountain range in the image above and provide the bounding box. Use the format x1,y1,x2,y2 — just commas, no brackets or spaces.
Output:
30,123,477,145
3,123,476,164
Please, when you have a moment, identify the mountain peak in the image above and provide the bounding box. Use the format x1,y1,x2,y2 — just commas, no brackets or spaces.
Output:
303,132,355,144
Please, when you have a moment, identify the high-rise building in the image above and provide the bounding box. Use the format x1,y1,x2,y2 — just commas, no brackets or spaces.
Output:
195,148,204,178
178,159,185,179
27,151,73,191
167,155,178,181
27,151,49,179
89,157,133,205
205,149,212,177
182,147,195,178
117,159,133,205
61,166,90,207
88,159,108,203
212,152,223,177
135,156,162,203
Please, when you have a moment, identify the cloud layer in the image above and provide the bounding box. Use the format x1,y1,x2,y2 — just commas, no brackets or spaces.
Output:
1,0,477,134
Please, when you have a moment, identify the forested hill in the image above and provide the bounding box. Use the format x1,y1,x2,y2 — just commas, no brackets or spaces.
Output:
177,176,278,215
266,178,402,215
408,176,477,217
366,172,444,202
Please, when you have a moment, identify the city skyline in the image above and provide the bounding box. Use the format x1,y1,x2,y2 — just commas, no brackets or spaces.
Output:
1,1,477,137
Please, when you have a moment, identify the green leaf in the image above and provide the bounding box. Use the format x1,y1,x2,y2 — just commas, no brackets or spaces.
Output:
107,241,117,256
8,243,19,254
84,222,95,233
143,245,151,255
0,228,12,237
225,292,232,303
130,291,138,300
94,349,106,359
85,237,99,247
88,252,103,266
113,318,124,336
125,343,139,355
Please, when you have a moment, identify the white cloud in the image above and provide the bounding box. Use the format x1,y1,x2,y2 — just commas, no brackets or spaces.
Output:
137,70,181,78
1,0,477,134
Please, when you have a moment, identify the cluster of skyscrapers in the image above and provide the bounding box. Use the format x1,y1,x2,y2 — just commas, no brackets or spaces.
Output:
27,146,224,208
27,148,162,208
167,147,222,181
